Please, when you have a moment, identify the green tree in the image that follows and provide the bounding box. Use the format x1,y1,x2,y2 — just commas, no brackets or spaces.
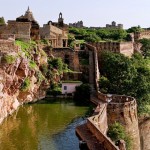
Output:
73,84,91,105
127,26,143,33
99,51,150,114
99,51,136,95
0,17,5,24
140,38,150,58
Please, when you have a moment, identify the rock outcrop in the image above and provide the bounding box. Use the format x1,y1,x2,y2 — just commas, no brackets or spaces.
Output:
0,40,60,124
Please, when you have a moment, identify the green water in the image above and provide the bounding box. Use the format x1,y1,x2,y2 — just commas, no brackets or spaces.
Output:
0,99,88,150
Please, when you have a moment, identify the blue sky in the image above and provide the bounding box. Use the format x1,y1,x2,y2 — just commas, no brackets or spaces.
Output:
0,0,150,29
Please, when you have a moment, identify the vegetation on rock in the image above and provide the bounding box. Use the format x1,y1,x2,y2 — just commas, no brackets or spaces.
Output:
1,55,17,64
20,77,31,91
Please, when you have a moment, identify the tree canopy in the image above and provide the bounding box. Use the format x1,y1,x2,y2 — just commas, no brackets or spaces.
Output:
99,51,150,114
139,38,150,58
69,27,128,43
0,17,5,25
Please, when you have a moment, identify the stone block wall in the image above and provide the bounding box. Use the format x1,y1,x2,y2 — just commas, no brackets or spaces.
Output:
134,31,150,41
91,41,134,57
52,48,80,71
0,40,20,53
0,21,31,41
97,92,141,150
84,102,119,149
120,42,134,57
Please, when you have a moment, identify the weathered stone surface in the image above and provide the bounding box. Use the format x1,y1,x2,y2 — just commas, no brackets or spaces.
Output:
0,40,60,124
140,118,150,150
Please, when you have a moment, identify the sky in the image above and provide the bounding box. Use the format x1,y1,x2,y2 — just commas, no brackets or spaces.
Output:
0,0,150,29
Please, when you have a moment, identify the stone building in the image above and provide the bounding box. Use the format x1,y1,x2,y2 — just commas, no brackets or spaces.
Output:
106,21,123,29
40,12,68,48
50,12,68,32
69,21,84,28
0,7,40,41
40,22,68,48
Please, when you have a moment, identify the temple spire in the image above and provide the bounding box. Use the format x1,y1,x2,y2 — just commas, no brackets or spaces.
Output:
27,6,30,12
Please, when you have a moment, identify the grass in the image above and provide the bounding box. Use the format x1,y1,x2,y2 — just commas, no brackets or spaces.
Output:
15,40,36,58
29,60,38,70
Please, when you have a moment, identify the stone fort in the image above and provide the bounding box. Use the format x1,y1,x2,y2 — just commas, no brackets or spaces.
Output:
0,7,68,48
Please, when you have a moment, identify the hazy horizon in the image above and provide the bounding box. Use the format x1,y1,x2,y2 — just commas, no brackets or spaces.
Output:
0,0,150,29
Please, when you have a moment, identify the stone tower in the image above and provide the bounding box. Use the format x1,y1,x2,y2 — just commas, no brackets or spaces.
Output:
58,12,64,27
107,95,141,150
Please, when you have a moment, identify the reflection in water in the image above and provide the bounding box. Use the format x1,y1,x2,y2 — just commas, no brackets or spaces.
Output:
0,99,88,150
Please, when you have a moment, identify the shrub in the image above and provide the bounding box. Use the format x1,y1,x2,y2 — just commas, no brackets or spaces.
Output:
73,84,91,105
36,71,45,85
40,64,48,76
107,122,132,150
20,78,30,91
47,83,62,96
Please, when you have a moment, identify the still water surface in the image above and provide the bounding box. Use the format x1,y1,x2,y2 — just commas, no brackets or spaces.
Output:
0,99,88,150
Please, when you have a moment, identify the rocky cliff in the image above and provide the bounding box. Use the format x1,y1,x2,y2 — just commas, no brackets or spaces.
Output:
0,39,61,124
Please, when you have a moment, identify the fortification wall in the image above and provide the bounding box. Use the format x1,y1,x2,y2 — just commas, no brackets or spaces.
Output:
134,31,150,41
91,42,134,57
0,21,31,41
140,118,150,150
97,92,140,150
87,103,119,150
0,40,20,53
120,42,134,57
40,25,51,39
85,43,100,91
52,48,80,71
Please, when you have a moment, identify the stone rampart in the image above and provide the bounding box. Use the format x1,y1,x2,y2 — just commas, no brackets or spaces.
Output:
0,21,31,41
85,43,100,91
87,118,119,150
0,40,20,53
52,48,80,71
97,92,140,150
134,31,150,41
0,34,15,40
91,41,134,57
